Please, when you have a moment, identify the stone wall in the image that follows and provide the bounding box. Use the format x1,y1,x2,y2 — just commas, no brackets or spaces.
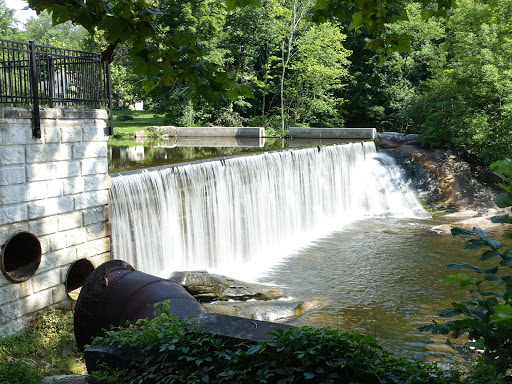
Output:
0,107,112,336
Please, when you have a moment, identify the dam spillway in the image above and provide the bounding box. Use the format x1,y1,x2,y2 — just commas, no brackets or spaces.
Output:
109,142,428,280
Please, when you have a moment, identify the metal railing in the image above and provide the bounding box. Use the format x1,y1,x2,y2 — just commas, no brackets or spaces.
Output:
0,39,113,137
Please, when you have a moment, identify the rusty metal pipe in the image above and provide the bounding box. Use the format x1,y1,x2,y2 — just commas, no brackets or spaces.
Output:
74,260,205,350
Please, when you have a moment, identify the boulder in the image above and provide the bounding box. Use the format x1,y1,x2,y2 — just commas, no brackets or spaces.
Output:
169,271,285,302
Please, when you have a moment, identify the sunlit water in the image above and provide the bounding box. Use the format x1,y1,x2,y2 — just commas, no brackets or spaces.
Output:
257,217,479,367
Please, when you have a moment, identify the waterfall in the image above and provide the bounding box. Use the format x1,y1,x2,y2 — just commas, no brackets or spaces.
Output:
109,142,428,280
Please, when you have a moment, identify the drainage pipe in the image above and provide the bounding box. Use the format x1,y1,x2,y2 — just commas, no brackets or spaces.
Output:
74,260,205,350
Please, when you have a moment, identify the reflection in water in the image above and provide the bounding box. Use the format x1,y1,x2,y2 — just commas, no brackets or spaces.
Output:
109,137,286,173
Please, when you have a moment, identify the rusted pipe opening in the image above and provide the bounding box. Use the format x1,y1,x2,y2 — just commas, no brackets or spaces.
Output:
74,260,206,350
1,232,41,283
66,259,95,300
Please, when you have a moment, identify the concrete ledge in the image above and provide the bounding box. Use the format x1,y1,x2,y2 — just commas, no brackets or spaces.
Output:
289,127,377,140
0,107,108,120
175,127,264,138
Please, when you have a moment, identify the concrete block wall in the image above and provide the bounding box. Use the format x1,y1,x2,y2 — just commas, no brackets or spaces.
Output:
0,107,112,336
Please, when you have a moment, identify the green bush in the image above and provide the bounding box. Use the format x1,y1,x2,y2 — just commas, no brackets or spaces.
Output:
91,302,460,384
0,361,41,384
421,158,512,382
117,114,135,121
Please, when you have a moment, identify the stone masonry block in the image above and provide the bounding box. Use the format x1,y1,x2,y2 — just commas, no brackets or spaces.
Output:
26,144,72,163
25,180,51,201
28,195,74,220
55,161,81,179
0,166,25,186
0,185,29,205
41,120,60,144
0,121,32,145
0,146,25,165
26,163,56,182
83,206,109,226
85,175,110,192
28,216,58,236
48,232,66,252
32,269,61,293
0,205,28,226
61,125,83,143
62,177,85,195
76,238,111,259
0,222,29,244
86,222,112,241
65,227,87,247
0,281,33,306
20,288,54,314
83,122,108,142
58,211,83,231
47,179,63,198
52,284,68,304
74,190,108,210
0,317,27,337
0,302,21,323
88,252,112,268
40,248,76,272
73,142,108,159
81,158,108,176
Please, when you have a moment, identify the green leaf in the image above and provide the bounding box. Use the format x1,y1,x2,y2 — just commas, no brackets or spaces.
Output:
444,273,470,284
473,227,488,239
491,304,512,325
463,239,489,250
446,263,483,273
397,37,411,53
480,250,502,261
496,192,512,208
439,308,462,318
451,227,474,237
491,215,512,224
487,240,503,250
348,12,363,30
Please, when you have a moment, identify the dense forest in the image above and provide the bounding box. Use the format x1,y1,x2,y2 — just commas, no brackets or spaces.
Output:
1,0,511,164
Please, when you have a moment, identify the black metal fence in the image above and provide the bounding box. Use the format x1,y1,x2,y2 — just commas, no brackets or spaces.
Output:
0,39,113,137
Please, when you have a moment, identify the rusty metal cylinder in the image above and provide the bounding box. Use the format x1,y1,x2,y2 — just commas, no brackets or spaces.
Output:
74,260,205,350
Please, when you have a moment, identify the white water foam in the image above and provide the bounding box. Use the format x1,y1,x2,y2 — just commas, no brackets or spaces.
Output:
109,142,428,281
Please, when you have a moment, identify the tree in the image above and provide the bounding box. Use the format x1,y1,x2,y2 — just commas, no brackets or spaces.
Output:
26,0,453,104
413,0,512,164
0,0,19,39
286,21,350,127
19,10,88,49
279,0,313,133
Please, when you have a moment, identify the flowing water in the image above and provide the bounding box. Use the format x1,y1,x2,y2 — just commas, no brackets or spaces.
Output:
109,140,478,366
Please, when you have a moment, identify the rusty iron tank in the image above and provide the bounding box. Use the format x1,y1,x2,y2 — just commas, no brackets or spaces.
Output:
74,260,205,350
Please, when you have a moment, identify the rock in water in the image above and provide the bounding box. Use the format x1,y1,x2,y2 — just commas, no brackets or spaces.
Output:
169,271,285,302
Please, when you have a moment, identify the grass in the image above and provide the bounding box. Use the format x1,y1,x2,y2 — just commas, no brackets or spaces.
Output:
111,110,166,139
0,307,85,384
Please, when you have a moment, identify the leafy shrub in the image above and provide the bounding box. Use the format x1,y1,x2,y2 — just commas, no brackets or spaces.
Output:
421,159,512,381
0,361,41,384
91,302,460,384
117,114,135,121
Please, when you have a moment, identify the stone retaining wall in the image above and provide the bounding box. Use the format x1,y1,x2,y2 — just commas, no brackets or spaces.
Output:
0,107,111,336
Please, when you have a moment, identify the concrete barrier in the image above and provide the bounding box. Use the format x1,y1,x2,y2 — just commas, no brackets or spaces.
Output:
289,127,377,140
176,127,264,138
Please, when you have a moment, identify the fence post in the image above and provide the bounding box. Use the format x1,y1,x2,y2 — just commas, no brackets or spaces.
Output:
105,63,113,136
29,40,41,138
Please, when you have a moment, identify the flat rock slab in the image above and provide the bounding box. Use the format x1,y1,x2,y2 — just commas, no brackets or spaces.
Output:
84,313,291,375
41,375,88,384
169,271,285,302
